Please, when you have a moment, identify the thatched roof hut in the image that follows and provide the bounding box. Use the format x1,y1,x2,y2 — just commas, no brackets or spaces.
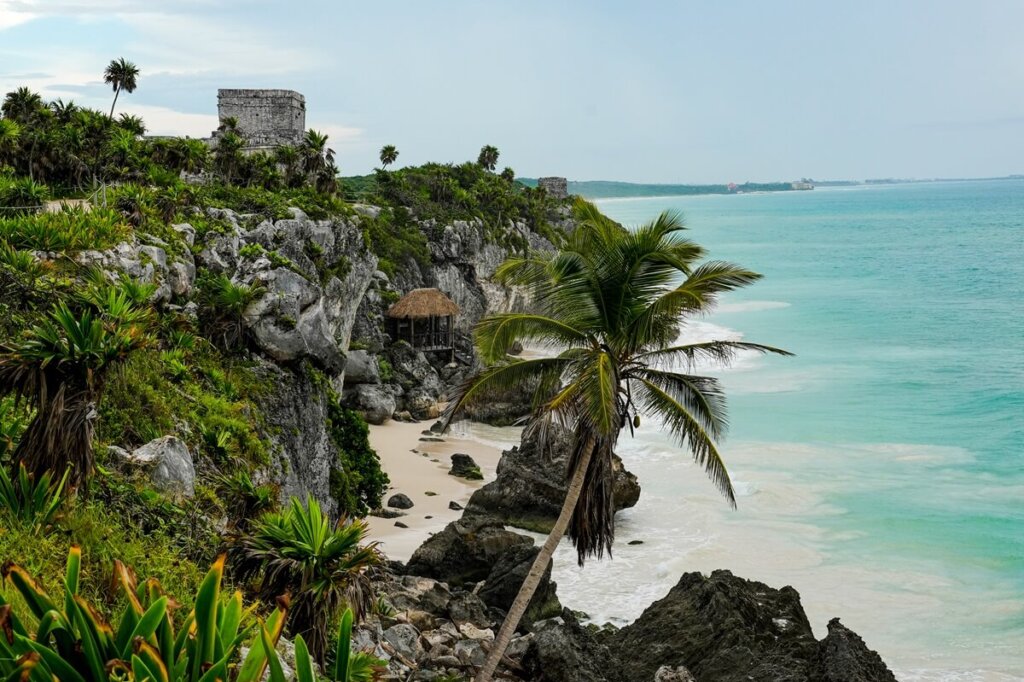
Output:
386,288,460,319
386,289,459,355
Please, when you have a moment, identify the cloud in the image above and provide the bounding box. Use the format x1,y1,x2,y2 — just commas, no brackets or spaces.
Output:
119,103,218,138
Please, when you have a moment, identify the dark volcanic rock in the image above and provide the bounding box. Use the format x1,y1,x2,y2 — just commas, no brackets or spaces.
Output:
387,493,414,509
816,618,897,682
521,614,622,682
610,570,896,682
449,453,483,480
405,515,532,586
465,423,640,532
478,543,562,628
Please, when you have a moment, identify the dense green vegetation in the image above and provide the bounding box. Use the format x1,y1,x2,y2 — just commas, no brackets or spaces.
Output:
0,62,577,680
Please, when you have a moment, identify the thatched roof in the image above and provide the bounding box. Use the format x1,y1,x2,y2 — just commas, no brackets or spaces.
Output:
386,288,460,319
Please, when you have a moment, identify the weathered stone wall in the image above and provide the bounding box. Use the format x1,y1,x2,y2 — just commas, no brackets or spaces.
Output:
217,89,305,149
538,176,569,199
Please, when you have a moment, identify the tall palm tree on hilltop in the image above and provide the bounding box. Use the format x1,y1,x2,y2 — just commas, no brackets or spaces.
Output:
477,144,499,171
444,201,791,681
103,58,139,119
379,144,399,169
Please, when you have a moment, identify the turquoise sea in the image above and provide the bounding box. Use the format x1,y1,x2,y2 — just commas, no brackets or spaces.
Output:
535,180,1023,680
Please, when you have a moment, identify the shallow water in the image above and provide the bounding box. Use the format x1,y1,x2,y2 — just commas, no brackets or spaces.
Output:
473,182,1024,681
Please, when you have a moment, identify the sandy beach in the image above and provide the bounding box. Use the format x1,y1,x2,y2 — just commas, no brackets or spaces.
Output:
365,419,511,561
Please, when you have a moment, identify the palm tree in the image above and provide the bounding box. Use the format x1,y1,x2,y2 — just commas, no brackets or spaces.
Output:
300,129,335,176
0,293,151,487
103,57,139,119
229,495,380,665
1,87,43,123
48,98,78,123
477,144,499,171
117,113,146,136
444,204,791,681
0,119,21,167
379,144,398,169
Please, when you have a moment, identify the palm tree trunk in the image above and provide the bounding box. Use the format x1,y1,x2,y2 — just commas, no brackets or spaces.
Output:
109,86,121,119
474,439,596,682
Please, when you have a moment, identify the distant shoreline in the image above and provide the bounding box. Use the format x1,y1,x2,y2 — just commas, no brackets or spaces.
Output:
519,174,1024,201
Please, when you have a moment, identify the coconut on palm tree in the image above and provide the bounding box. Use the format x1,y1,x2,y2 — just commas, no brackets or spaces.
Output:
444,202,791,681
477,144,499,171
103,57,139,119
379,144,398,169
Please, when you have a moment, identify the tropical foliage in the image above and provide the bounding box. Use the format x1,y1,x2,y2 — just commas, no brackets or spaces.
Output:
0,284,152,486
229,496,380,664
0,548,385,681
0,461,70,533
444,201,791,680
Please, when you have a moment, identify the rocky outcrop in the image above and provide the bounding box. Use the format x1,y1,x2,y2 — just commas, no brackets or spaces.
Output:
465,424,640,532
70,236,196,303
255,362,340,518
609,570,897,682
816,618,898,682
193,208,377,375
405,515,532,586
521,614,621,682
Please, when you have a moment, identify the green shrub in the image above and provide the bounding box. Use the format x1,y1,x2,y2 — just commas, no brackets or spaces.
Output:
0,206,130,251
229,496,380,664
0,462,69,533
326,395,389,516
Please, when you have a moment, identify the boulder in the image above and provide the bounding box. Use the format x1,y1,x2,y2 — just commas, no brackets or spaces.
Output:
610,570,896,682
126,436,195,497
521,615,622,682
343,349,380,385
466,424,640,533
478,543,562,627
388,493,414,510
405,516,532,586
382,623,423,661
815,618,897,682
348,384,397,425
448,453,483,480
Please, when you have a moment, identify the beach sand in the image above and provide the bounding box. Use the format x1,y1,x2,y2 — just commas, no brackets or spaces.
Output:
365,420,506,562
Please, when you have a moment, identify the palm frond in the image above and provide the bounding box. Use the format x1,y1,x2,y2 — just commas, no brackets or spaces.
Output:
637,378,736,507
474,313,590,363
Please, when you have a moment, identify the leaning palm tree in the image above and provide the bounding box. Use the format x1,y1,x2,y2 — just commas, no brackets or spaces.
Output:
477,144,499,171
445,203,791,681
103,57,139,118
0,292,151,487
229,495,380,665
378,144,398,169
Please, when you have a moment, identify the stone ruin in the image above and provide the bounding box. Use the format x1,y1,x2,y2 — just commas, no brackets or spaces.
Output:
538,176,568,199
212,89,306,150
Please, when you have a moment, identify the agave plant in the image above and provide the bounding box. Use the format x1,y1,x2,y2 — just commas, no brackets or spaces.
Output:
229,496,380,664
0,296,151,486
200,274,264,350
0,461,69,533
0,549,295,681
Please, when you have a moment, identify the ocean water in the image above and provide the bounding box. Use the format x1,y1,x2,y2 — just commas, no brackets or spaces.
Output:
478,181,1024,680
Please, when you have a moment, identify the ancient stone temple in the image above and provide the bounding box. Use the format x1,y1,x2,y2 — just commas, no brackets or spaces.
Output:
538,176,569,199
215,89,306,150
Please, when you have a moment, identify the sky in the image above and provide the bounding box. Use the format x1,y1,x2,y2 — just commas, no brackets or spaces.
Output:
2,1,1023,183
